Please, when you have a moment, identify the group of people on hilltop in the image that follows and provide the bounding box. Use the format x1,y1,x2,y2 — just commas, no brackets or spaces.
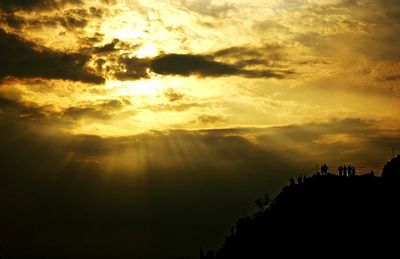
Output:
320,163,329,175
319,163,357,177
288,163,359,186
338,165,356,177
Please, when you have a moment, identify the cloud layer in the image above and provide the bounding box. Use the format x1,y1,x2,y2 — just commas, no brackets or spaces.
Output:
0,29,104,83
0,0,81,12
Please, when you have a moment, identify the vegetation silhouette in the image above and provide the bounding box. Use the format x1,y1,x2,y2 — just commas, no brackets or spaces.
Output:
201,156,400,259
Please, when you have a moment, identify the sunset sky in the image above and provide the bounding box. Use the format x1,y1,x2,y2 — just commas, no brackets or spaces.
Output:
0,0,399,258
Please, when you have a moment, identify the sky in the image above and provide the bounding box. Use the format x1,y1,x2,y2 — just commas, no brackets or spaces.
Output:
0,0,399,258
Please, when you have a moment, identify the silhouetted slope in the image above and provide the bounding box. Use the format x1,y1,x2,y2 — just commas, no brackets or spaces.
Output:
382,155,400,179
207,158,400,259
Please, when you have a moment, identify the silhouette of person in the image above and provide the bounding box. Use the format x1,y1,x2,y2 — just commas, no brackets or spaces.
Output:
370,170,374,177
343,165,348,177
289,177,295,186
338,166,343,176
321,163,329,175
297,176,303,184
351,166,356,177
348,165,352,177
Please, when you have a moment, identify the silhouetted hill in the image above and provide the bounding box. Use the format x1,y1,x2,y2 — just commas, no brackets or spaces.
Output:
382,155,400,180
204,157,400,259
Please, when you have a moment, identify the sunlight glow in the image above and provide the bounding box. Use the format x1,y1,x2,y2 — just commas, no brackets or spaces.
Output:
112,28,146,40
135,44,159,58
107,78,165,97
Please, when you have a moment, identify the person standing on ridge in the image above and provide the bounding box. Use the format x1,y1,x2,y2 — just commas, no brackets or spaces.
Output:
338,165,343,176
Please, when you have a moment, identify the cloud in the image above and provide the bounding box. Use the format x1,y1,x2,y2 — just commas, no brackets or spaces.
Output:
178,0,235,18
151,54,239,77
63,99,125,121
112,53,292,80
151,53,294,79
58,13,88,30
145,102,202,112
64,106,111,120
0,28,104,84
0,96,46,121
0,13,26,28
93,39,120,54
164,88,185,102
113,56,150,80
195,114,225,125
0,0,81,13
212,44,284,62
147,41,296,79
0,4,106,39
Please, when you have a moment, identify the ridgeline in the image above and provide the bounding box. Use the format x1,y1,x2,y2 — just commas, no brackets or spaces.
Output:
201,156,400,259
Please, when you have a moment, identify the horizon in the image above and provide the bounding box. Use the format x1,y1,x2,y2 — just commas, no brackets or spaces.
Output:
0,1,399,258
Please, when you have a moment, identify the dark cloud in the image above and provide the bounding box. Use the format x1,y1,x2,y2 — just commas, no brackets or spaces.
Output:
63,99,125,120
89,6,104,18
114,54,294,80
164,89,185,102
380,75,400,82
210,44,298,76
195,114,225,125
82,32,104,44
149,53,292,79
0,93,129,125
95,44,293,81
64,106,111,120
86,39,139,58
55,7,105,30
0,13,26,28
151,54,239,77
241,69,294,79
111,44,293,81
113,56,150,80
93,39,120,54
1,5,104,33
147,43,294,79
94,58,107,71
0,0,81,13
0,29,104,84
212,44,284,62
100,0,117,4
0,96,46,121
58,14,88,30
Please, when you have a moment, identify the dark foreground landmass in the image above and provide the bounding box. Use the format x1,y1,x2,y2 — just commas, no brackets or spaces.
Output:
1,157,399,259
202,155,400,259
